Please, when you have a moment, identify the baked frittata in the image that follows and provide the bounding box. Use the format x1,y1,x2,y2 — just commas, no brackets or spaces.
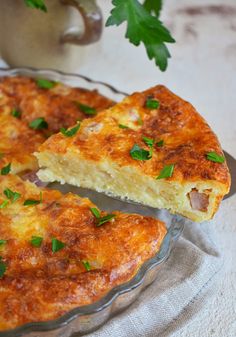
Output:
0,174,167,330
0,76,113,175
37,85,231,222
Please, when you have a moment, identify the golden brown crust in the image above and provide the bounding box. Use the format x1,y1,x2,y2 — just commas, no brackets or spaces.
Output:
0,76,114,173
0,174,166,330
39,85,231,190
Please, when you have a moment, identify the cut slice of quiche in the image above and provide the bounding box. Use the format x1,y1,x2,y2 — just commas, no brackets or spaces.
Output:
0,76,113,175
36,85,231,222
0,174,166,330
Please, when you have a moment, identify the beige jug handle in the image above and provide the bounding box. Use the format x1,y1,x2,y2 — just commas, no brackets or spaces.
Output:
60,0,102,45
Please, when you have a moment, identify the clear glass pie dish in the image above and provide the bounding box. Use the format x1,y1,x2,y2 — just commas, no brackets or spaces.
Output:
0,67,184,337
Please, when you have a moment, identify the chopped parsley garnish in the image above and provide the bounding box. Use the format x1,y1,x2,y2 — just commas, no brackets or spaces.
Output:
0,257,6,278
52,238,65,253
156,139,164,147
156,164,174,179
29,117,48,130
1,163,11,175
130,144,151,161
4,188,21,203
118,124,129,129
75,102,97,115
142,136,155,148
11,108,21,118
0,240,7,246
60,123,80,137
90,207,116,227
142,136,155,158
82,260,91,271
145,98,160,109
90,207,101,218
24,0,47,12
106,0,175,71
0,200,9,209
23,199,40,206
30,236,43,247
206,152,225,163
97,214,116,227
36,78,56,89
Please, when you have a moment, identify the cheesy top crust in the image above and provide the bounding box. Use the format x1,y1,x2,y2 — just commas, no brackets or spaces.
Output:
39,85,230,190
0,174,166,330
0,76,114,173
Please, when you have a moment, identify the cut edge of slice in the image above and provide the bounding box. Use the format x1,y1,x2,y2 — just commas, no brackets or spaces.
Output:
36,150,228,222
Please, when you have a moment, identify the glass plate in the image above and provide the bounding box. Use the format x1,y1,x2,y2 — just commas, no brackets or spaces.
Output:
0,67,184,337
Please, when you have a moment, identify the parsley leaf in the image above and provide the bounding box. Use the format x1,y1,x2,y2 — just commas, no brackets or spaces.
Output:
75,102,97,116
106,0,175,71
36,79,56,89
156,164,174,179
11,108,21,118
0,258,6,278
1,163,11,175
0,200,9,209
206,152,225,163
144,0,162,17
90,207,101,218
142,136,154,158
142,136,154,148
29,117,48,130
156,139,164,147
60,123,80,137
52,238,65,253
82,260,91,271
97,214,116,227
24,0,47,12
23,199,40,206
0,240,7,246
90,208,116,227
118,124,129,129
145,98,160,109
30,236,43,247
4,188,21,203
130,144,151,161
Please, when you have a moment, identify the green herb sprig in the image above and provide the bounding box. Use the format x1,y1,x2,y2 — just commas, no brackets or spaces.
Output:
24,0,47,12
156,164,174,179
1,163,11,176
29,117,48,130
130,144,151,161
206,152,225,163
106,0,175,71
60,123,80,137
30,236,43,247
4,188,21,203
82,260,91,271
36,79,56,89
52,238,65,253
90,207,116,227
0,257,6,278
75,102,97,116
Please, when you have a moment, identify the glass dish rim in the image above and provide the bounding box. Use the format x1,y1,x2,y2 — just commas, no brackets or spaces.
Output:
0,67,184,336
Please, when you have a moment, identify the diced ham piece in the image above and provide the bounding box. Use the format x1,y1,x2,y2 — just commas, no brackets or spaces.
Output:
188,189,209,212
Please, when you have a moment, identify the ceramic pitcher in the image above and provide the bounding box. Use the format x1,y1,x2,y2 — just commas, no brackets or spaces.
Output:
0,0,103,71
